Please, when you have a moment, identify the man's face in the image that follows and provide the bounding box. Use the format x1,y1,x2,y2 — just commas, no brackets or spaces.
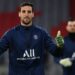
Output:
66,21,75,33
19,6,34,25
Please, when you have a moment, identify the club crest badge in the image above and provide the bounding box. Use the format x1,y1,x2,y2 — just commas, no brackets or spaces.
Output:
33,35,38,40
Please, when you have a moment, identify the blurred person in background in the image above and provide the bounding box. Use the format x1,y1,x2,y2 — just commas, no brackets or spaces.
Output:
55,19,75,75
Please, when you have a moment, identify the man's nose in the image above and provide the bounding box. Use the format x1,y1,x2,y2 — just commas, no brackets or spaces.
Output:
25,12,29,16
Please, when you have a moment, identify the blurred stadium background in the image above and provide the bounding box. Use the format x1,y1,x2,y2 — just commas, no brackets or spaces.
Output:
0,0,75,75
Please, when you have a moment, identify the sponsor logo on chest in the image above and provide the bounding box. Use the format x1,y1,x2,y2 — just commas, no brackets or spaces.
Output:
17,49,40,60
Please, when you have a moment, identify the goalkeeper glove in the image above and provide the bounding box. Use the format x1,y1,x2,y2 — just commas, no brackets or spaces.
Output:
59,58,72,67
55,30,64,47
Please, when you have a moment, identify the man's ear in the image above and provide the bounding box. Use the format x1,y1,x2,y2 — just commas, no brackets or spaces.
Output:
32,12,34,18
18,12,21,17
66,25,68,31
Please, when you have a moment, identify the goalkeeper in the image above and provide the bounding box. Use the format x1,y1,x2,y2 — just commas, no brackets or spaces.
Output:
0,2,65,75
55,20,75,75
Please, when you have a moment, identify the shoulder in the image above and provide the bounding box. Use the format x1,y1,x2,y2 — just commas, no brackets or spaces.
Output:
2,25,19,38
34,25,48,34
34,25,51,38
64,36,69,40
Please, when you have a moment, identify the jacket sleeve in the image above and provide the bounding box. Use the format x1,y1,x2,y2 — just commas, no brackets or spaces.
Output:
43,31,63,57
0,31,11,55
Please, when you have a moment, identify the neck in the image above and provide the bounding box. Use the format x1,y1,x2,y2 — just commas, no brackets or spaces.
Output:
68,32,75,40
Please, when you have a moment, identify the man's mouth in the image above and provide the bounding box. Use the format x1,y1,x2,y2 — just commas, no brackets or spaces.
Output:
24,17,29,19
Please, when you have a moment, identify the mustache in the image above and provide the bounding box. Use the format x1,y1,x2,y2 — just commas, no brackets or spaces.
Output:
24,16,29,19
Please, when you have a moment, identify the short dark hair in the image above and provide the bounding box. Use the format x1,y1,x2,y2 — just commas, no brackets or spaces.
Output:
19,2,34,12
68,18,75,22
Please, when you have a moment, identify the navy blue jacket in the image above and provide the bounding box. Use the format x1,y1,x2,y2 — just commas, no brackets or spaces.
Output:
0,24,57,75
55,35,75,75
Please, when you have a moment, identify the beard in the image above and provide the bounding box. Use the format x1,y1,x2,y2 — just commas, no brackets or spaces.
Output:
22,20,31,25
22,17,32,25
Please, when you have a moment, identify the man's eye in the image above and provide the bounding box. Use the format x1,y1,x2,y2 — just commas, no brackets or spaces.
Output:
22,10,26,13
74,25,75,27
28,11,32,13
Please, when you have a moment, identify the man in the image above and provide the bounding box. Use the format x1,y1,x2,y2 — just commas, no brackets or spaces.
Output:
55,20,75,75
0,2,62,75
